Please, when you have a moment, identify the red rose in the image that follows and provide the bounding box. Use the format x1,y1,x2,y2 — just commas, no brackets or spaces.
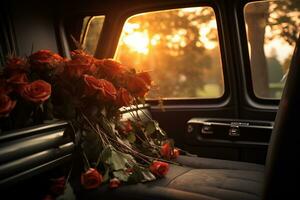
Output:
49,177,66,196
109,178,121,189
160,143,180,159
137,72,152,86
149,161,169,177
29,50,63,71
21,80,51,104
116,88,133,107
83,75,117,101
5,57,29,74
0,94,16,117
83,75,100,95
65,50,96,78
81,168,103,189
126,75,149,98
97,59,126,79
160,143,172,159
7,73,28,93
172,148,180,159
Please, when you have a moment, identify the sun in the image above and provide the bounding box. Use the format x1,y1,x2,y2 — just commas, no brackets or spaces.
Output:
121,23,149,55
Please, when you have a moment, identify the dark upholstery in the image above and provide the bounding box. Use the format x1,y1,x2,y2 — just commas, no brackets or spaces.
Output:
263,35,300,199
81,157,264,200
176,155,264,172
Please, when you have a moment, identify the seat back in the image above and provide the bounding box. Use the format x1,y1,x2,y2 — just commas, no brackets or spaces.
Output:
263,34,300,199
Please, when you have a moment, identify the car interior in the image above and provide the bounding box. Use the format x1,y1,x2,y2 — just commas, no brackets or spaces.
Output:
1,0,300,199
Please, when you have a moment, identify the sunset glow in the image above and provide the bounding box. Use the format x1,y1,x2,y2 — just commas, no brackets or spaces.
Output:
121,23,149,55
120,17,219,55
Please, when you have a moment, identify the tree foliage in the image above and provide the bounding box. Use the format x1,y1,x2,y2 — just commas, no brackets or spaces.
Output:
117,7,223,99
267,0,300,45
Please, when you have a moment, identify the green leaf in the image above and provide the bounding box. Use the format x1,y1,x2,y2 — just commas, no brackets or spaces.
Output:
101,145,136,171
127,132,136,143
128,165,156,183
111,151,127,170
113,170,130,182
145,120,166,137
120,152,136,167
101,146,112,162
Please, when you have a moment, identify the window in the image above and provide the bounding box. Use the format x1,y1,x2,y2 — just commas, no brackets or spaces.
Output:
114,7,224,99
80,16,105,55
244,1,300,99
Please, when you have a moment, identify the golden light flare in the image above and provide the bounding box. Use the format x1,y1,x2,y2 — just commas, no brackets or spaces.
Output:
120,16,219,55
121,23,149,55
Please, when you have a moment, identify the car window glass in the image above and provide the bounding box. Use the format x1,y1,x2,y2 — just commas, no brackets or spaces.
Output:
244,0,300,99
114,7,224,99
80,16,105,55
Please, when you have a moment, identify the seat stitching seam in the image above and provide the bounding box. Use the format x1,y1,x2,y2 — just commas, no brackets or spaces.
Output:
166,169,193,186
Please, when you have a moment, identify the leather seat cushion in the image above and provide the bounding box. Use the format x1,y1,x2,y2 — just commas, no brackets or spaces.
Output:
80,163,264,200
176,155,264,172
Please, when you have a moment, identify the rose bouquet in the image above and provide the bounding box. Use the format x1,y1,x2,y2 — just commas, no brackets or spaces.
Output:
0,49,179,199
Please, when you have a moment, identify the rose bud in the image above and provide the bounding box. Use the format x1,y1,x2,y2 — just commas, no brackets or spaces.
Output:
171,148,180,159
149,161,169,177
49,177,66,196
0,94,16,117
81,168,103,189
160,143,172,159
21,80,51,104
109,178,121,189
116,88,133,107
